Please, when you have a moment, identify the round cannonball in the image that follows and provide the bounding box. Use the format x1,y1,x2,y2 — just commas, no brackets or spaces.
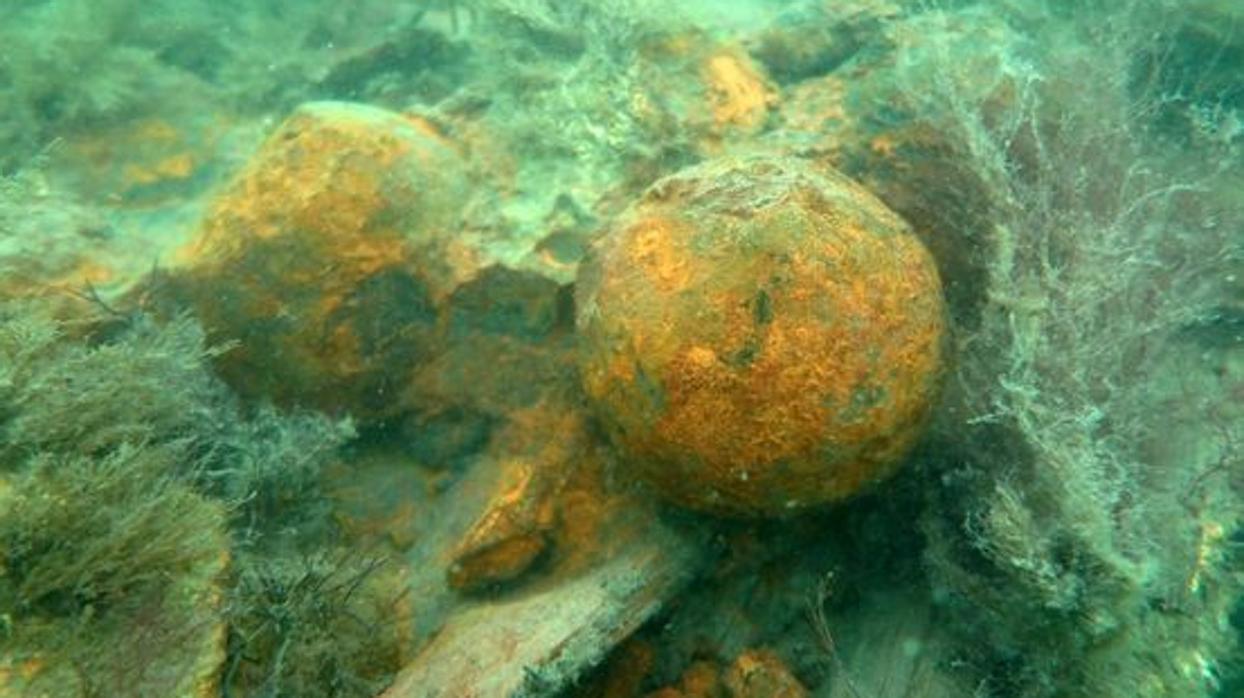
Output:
168,102,468,417
575,156,946,516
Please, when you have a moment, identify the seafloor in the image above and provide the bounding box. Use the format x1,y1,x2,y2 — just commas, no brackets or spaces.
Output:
0,1,1241,697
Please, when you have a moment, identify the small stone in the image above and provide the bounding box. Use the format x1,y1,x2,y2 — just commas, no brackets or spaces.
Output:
723,649,808,698
681,661,727,698
446,459,556,592
701,49,777,134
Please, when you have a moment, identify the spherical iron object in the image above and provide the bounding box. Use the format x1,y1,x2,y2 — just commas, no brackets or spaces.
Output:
576,156,947,516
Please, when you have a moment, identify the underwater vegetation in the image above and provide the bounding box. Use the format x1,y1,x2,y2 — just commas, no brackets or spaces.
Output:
888,4,1244,696
0,0,1241,697
0,300,403,697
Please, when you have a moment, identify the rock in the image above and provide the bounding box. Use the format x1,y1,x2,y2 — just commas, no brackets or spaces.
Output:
576,155,947,516
583,638,657,698
166,101,469,417
747,0,897,85
445,400,627,593
724,649,808,698
446,458,557,592
700,48,777,136
0,174,130,316
636,36,778,157
647,661,727,698
327,450,428,552
681,661,727,698
382,381,705,694
50,113,236,207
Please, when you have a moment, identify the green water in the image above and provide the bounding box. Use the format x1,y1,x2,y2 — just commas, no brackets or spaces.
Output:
0,1,1241,697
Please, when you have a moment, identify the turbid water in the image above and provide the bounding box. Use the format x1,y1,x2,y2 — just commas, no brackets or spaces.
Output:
0,2,1241,697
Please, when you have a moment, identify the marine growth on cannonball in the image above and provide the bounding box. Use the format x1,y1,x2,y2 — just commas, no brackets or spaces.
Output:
576,156,947,517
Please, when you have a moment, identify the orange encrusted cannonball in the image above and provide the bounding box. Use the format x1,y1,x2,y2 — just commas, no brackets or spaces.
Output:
575,156,946,516
168,101,468,417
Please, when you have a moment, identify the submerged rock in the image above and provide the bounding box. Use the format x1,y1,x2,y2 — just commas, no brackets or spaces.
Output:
167,101,469,417
724,648,809,698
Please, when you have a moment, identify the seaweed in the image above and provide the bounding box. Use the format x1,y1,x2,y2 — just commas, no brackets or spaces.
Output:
888,3,1244,696
0,1,185,174
1,445,222,619
221,549,407,698
0,307,234,461
201,405,357,543
0,299,387,697
0,440,229,697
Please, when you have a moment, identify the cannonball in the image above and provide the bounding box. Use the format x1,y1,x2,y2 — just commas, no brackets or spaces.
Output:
576,156,946,516
169,101,468,417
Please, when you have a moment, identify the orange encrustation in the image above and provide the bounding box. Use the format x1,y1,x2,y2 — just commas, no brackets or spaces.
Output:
575,156,946,516
170,102,467,416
